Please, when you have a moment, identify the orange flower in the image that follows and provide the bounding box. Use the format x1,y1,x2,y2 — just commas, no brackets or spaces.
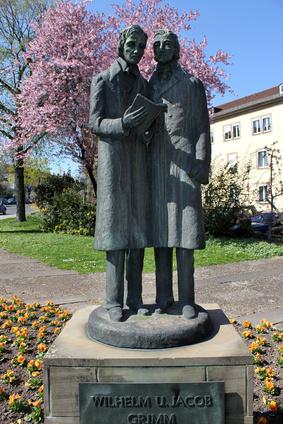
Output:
34,359,42,369
266,367,275,378
1,369,16,384
268,400,278,412
1,319,12,329
256,336,267,346
38,384,44,393
242,330,253,339
260,319,273,329
17,316,26,324
8,393,21,405
32,399,43,407
243,320,252,328
54,327,60,334
256,325,266,333
249,341,262,353
257,416,268,424
16,354,26,365
264,379,275,393
37,343,47,352
31,371,40,377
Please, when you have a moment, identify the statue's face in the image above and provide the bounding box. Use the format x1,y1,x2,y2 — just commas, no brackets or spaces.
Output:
123,32,146,65
153,35,175,64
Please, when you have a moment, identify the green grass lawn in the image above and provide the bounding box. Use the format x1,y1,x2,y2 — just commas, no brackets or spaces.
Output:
0,214,283,273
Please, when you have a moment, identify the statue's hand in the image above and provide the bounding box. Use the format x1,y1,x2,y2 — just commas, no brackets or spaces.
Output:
122,106,148,129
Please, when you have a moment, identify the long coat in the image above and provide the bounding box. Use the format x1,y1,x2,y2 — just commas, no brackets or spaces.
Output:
89,58,150,250
149,64,211,250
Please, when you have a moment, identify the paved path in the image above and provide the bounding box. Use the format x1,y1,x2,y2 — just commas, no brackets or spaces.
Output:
0,205,35,220
0,248,282,324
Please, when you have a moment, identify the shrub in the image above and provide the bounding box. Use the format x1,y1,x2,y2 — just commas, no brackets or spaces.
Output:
202,161,251,236
35,173,82,209
40,188,95,235
35,174,95,235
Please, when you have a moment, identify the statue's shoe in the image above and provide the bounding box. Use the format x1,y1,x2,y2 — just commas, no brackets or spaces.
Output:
127,303,149,316
154,299,174,314
137,307,150,316
108,306,123,322
182,304,196,319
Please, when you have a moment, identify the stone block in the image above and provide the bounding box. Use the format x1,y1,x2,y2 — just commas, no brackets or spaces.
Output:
98,366,205,383
246,365,254,417
49,367,97,416
44,305,253,424
206,365,246,417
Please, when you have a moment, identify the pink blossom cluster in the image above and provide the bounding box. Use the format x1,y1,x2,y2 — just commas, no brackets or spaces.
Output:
17,0,114,148
16,0,231,161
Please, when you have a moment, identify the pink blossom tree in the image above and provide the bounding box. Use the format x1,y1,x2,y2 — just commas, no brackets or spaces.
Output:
17,0,115,193
112,0,231,103
17,0,231,195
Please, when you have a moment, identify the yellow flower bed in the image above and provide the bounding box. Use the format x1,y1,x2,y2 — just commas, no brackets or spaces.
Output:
0,296,71,423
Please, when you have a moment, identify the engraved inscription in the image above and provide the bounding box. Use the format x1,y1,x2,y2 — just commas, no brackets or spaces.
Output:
127,413,177,424
92,396,152,408
79,382,224,424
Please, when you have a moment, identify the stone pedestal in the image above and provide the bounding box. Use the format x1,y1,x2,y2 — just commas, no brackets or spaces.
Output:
44,305,253,424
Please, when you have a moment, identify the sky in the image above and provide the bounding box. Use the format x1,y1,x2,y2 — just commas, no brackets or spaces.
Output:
88,0,282,105
52,0,283,175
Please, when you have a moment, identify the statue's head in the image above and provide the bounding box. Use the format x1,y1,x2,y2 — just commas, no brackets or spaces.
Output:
118,25,148,65
153,29,180,64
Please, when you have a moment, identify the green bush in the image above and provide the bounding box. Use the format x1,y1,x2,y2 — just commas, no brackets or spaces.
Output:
35,174,95,236
202,162,252,236
35,173,82,209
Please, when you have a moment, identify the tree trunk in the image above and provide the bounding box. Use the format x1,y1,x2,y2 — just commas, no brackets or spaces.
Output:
86,165,97,198
15,157,26,222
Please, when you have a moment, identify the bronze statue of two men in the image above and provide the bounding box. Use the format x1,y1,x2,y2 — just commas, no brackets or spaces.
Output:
89,25,211,323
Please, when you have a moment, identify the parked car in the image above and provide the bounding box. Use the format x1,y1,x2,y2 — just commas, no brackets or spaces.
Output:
229,205,257,235
251,211,281,233
0,201,7,215
6,196,17,205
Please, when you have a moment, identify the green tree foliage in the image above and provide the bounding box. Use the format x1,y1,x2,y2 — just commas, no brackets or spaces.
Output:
0,0,56,220
202,161,251,236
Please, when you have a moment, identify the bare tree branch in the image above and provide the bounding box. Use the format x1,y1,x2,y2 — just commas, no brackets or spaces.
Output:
0,100,15,115
0,77,19,94
0,128,13,139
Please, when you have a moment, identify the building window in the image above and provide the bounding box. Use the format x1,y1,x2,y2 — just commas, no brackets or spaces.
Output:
252,118,261,134
224,125,232,141
210,131,214,143
258,185,268,202
232,123,240,139
257,150,268,168
252,115,272,134
227,152,238,169
279,83,283,95
223,123,240,141
262,116,271,132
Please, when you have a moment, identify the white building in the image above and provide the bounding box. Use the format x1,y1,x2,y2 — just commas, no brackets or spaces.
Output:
210,84,283,211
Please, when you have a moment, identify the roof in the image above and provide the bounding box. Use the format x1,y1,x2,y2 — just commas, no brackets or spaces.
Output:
211,84,283,121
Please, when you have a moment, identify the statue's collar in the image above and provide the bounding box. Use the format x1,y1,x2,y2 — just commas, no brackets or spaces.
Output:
156,60,179,80
109,57,140,81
